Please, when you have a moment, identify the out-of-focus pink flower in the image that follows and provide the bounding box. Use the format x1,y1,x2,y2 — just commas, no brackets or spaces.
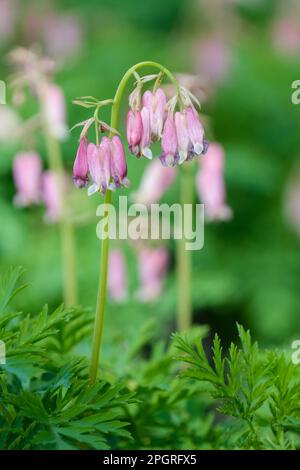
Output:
108,249,128,302
196,142,232,222
133,159,177,206
0,0,16,41
160,114,178,167
142,88,166,140
73,136,89,188
13,152,42,207
42,84,68,140
136,246,169,302
42,171,64,223
110,135,129,188
284,174,300,237
195,36,231,85
272,17,300,56
126,109,143,155
41,14,82,60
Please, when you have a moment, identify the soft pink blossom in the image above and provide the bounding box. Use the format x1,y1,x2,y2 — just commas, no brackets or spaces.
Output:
0,0,16,41
186,106,205,156
137,246,169,302
42,84,68,140
108,249,128,302
272,17,300,56
196,142,232,221
142,88,166,140
160,114,178,167
41,14,82,60
140,107,152,159
13,152,42,207
134,159,177,206
42,171,64,223
195,36,231,85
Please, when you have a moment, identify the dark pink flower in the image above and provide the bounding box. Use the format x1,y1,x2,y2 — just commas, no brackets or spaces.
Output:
126,109,143,155
73,136,89,188
110,135,129,188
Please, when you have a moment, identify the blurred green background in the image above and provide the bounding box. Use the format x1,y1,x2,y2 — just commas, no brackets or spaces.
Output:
1,0,300,355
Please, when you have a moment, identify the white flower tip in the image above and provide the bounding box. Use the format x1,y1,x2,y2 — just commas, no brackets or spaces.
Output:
194,142,204,155
178,150,188,164
142,148,153,160
87,183,100,196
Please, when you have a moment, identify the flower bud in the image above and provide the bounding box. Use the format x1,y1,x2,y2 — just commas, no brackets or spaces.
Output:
110,135,129,188
72,136,89,188
126,109,143,155
186,106,205,155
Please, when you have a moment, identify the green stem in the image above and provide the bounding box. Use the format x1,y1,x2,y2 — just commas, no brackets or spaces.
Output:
89,61,183,383
176,164,194,331
42,124,78,307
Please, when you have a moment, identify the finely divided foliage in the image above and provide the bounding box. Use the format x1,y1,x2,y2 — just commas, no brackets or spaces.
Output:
173,326,300,449
0,267,133,450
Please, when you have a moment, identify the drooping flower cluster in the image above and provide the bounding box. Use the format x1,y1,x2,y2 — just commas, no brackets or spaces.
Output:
13,152,64,223
126,84,208,167
72,133,129,196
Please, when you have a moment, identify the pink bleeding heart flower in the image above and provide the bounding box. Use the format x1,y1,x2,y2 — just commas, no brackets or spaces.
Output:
142,88,166,140
108,249,128,302
126,109,143,155
175,110,190,164
133,158,177,206
42,170,64,223
13,152,42,207
196,142,232,222
160,114,179,167
186,106,206,156
87,138,111,196
42,83,68,141
72,136,89,188
140,106,152,159
136,246,169,302
110,135,129,188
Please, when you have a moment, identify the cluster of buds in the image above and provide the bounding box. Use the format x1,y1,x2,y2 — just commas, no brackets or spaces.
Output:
72,96,129,196
126,80,208,167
